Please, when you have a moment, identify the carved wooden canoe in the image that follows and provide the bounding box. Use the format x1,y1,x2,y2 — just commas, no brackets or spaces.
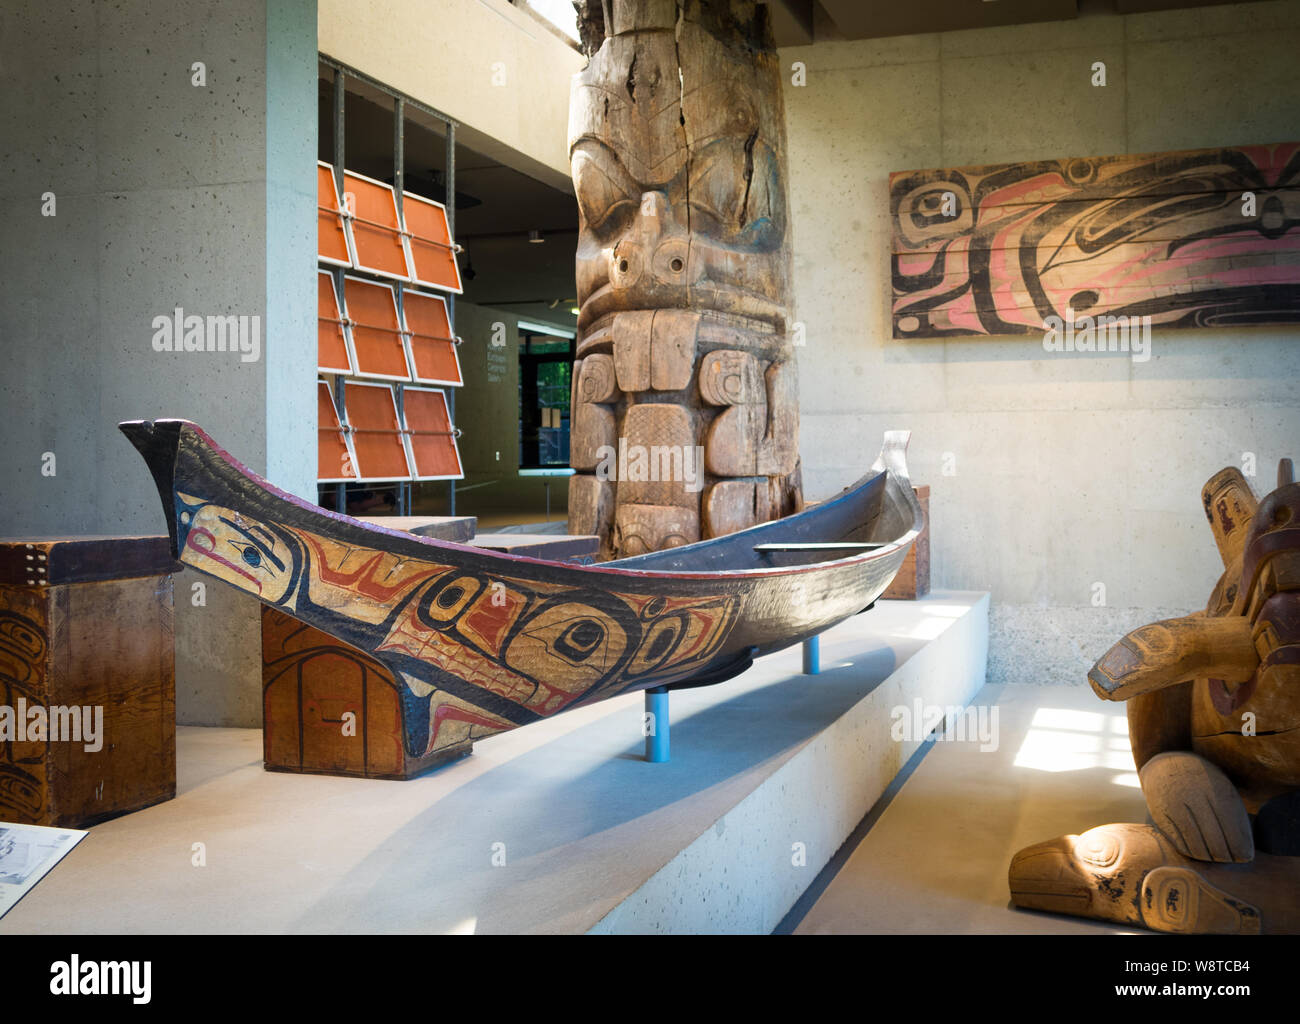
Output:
121,420,923,763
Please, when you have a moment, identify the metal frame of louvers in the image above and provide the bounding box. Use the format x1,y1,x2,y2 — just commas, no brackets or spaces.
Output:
318,164,463,297
315,60,466,497
401,288,463,386
340,380,414,482
317,161,355,268
401,386,463,480
402,190,463,294
317,379,358,483
343,275,412,381
317,269,356,375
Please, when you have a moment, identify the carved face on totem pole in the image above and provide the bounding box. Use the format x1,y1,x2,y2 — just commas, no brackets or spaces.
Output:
567,0,801,559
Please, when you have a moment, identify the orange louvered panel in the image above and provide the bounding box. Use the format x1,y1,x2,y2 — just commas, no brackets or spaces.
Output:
317,270,354,374
402,289,462,386
402,387,462,480
344,276,410,380
402,191,463,293
344,381,412,481
315,153,467,489
317,162,352,267
317,381,357,483
343,170,408,280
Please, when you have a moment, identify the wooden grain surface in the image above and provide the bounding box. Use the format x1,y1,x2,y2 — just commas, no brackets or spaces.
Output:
0,584,51,823
262,606,480,778
882,486,929,600
0,574,175,827
891,142,1300,338
567,1,802,556
0,537,179,586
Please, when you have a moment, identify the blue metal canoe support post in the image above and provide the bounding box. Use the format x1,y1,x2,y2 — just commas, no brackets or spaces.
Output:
802,635,821,675
645,686,669,762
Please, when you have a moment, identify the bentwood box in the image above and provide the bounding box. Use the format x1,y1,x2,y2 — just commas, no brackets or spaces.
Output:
883,485,930,600
260,511,492,779
0,536,180,827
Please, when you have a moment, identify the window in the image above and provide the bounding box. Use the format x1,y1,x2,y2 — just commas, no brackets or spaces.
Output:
513,0,580,48
517,324,574,469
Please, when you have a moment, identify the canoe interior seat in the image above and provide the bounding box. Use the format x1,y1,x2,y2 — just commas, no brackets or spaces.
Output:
753,542,886,552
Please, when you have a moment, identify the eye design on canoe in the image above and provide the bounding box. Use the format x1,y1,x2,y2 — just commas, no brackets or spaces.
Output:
213,514,286,575
418,574,485,626
628,614,687,675
554,618,606,663
646,626,676,661
509,602,631,685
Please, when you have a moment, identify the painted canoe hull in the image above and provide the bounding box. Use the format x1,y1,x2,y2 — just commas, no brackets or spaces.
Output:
121,420,923,761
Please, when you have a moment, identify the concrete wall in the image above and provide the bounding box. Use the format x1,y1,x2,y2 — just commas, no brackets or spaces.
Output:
447,300,572,518
317,0,584,190
266,0,321,502
0,0,317,725
779,1,1300,686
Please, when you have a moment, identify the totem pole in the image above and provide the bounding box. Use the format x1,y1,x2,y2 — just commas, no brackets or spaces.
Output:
567,0,802,559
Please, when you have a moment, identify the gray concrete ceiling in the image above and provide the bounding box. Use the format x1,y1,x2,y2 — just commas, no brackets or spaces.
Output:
766,0,1248,45
318,0,1249,326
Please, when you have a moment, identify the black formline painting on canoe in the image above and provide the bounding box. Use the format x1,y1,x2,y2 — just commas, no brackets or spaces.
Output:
121,420,923,762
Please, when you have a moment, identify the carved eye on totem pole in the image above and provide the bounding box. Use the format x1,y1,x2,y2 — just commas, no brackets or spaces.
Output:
567,1,802,560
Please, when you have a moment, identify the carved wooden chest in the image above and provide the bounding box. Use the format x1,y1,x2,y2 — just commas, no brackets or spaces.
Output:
0,537,178,826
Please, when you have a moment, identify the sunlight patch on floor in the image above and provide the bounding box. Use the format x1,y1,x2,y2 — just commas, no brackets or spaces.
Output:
1013,706,1135,780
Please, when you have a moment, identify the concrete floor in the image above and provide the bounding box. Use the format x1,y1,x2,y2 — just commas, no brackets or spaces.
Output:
792,681,1148,934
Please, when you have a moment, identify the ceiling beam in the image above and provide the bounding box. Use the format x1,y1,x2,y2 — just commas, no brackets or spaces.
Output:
817,0,1078,40
765,0,815,47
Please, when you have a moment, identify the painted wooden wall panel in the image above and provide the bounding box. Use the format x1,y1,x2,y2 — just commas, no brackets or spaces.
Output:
890,142,1300,338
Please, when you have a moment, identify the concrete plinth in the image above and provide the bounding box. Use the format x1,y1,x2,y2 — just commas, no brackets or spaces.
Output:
792,681,1149,934
0,592,988,935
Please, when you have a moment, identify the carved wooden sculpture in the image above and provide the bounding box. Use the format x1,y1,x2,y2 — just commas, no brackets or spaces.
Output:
1009,459,1300,933
568,0,801,560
